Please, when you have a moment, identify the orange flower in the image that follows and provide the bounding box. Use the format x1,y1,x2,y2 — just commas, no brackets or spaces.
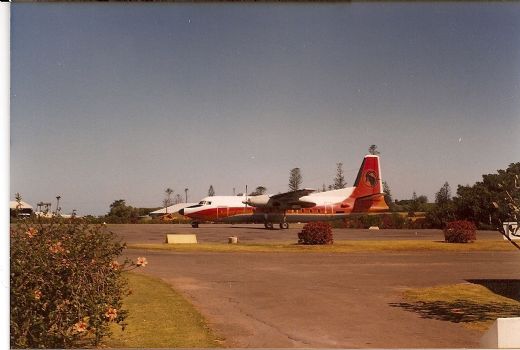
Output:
136,257,148,267
110,261,120,270
49,242,65,254
105,307,118,321
73,321,88,333
33,290,42,300
26,227,38,238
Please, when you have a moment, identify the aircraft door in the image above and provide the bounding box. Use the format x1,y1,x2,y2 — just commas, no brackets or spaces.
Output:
324,203,332,214
217,207,228,219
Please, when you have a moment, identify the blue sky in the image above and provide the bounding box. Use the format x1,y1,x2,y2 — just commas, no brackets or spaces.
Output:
10,3,520,215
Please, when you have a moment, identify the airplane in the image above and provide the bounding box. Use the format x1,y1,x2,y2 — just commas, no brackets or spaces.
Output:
179,154,389,229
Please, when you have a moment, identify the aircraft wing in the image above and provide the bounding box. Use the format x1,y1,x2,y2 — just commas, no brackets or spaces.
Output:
270,188,315,201
246,188,316,209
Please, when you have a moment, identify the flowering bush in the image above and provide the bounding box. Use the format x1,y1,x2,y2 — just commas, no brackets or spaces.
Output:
10,218,146,348
298,222,334,245
443,220,477,243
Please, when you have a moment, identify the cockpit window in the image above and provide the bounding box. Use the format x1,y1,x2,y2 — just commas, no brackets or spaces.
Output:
198,201,205,205
207,201,212,205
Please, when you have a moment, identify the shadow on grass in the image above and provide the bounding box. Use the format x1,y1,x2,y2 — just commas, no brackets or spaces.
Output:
389,300,520,324
467,279,520,302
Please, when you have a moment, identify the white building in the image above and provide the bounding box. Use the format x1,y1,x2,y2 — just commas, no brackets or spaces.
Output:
10,200,33,217
149,203,196,217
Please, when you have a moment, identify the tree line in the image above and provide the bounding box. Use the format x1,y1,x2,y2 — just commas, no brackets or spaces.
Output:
382,162,520,229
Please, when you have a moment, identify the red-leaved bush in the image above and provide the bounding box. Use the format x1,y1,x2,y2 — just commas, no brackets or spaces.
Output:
298,222,334,245
443,220,477,243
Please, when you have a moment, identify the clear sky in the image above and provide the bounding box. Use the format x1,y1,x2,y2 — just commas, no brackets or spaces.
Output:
10,2,520,216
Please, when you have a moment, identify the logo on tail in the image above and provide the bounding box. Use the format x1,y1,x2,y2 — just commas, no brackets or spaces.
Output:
364,170,377,187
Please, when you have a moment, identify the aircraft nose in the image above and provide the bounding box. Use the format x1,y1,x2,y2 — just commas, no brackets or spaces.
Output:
178,209,184,215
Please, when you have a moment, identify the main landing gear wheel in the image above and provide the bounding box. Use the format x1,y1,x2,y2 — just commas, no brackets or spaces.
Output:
264,222,274,229
279,222,289,229
191,222,199,228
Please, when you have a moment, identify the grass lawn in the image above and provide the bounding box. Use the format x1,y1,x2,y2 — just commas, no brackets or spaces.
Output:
104,272,222,348
395,283,520,330
127,240,516,253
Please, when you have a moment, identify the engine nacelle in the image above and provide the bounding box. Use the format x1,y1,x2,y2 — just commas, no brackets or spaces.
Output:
244,194,270,207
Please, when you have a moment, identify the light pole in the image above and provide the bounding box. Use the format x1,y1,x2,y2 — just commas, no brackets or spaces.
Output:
56,195,61,216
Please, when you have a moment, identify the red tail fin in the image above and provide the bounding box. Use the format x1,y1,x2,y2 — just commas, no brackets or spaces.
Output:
351,155,388,212
352,155,383,197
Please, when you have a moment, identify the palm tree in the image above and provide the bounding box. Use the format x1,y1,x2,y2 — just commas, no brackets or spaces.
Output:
165,188,173,213
174,194,183,204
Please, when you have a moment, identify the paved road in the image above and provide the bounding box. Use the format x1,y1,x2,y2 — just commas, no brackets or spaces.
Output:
113,224,519,348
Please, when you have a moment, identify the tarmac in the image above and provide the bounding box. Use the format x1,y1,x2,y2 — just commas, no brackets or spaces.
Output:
109,223,503,244
112,224,520,348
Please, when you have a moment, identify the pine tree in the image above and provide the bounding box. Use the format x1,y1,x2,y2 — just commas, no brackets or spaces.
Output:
383,181,393,210
333,163,346,189
368,144,380,155
288,168,302,191
435,182,451,205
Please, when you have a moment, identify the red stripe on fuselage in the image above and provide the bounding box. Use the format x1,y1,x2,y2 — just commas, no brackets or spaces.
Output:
185,207,254,221
184,203,355,222
184,196,388,222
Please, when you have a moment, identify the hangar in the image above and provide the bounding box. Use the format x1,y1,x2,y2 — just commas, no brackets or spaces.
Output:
149,203,196,217
10,200,33,218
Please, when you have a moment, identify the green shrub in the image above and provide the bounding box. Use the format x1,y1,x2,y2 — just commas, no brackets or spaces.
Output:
298,222,333,245
443,220,477,243
10,218,147,348
329,220,347,229
362,215,381,228
343,217,363,229
390,213,406,229
380,214,407,229
403,217,429,229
